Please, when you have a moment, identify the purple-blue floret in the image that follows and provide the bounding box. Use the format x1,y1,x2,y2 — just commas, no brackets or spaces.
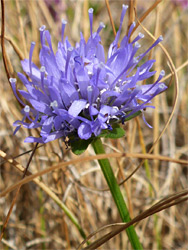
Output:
11,5,167,143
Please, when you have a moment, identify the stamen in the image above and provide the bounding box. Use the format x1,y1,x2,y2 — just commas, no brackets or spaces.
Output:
97,22,105,34
85,103,90,109
114,86,121,93
88,71,93,77
87,86,93,92
114,4,128,45
100,88,106,95
120,86,141,111
138,35,163,62
155,70,165,83
135,42,141,48
39,25,46,45
96,63,104,85
24,105,30,113
61,19,67,43
128,22,136,39
160,70,165,77
40,66,46,92
99,62,105,69
87,85,93,103
159,83,166,90
9,78,16,84
50,100,58,108
39,25,46,32
142,70,166,95
68,47,73,52
29,42,35,76
40,66,46,73
9,78,25,106
142,113,153,128
133,58,139,64
88,8,94,38
122,4,129,10
158,35,163,41
65,47,73,78
132,33,144,44
139,33,144,38
121,5,129,24
139,68,147,75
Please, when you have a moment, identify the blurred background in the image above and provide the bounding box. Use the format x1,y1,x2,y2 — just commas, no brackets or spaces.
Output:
0,0,188,249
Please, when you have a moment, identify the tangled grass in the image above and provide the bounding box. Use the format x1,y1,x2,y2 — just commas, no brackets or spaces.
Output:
0,0,188,249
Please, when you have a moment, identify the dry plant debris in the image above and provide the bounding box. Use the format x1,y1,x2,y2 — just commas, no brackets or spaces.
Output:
0,0,188,249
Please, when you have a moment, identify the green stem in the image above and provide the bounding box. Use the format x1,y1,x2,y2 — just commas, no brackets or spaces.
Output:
92,138,143,250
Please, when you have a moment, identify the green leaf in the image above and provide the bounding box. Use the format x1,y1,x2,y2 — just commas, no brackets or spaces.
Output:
70,111,142,154
70,138,93,155
99,124,125,139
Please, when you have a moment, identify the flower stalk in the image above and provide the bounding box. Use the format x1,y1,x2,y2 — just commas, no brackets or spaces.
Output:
92,137,143,249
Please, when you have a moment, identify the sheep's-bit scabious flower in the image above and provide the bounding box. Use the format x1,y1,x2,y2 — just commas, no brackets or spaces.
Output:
11,5,167,146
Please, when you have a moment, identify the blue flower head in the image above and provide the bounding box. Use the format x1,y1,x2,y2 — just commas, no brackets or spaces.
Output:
11,5,167,144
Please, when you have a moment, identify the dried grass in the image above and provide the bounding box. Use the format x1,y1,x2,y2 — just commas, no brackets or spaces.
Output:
0,0,188,249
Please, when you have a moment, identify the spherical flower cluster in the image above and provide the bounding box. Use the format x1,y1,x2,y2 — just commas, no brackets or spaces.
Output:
11,5,167,144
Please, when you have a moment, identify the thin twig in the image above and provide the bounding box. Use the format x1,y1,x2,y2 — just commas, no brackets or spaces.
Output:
128,0,136,32
132,0,162,35
22,143,39,178
1,238,18,250
0,143,38,241
77,190,188,249
153,3,161,190
0,151,187,198
15,0,28,57
83,0,89,41
1,0,10,81
105,0,116,37
0,145,43,166
0,35,24,60
0,149,87,240
0,0,24,109
162,60,188,81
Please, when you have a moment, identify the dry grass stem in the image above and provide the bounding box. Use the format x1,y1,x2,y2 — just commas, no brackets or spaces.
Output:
0,1,187,248
1,150,187,198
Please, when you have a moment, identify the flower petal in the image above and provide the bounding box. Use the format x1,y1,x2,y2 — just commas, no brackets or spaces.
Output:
29,99,52,114
78,122,92,140
24,136,44,143
68,99,87,117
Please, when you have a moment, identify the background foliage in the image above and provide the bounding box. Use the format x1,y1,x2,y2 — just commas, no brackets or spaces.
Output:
0,0,187,249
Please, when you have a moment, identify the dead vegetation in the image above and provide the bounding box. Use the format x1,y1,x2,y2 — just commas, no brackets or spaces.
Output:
0,0,188,249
